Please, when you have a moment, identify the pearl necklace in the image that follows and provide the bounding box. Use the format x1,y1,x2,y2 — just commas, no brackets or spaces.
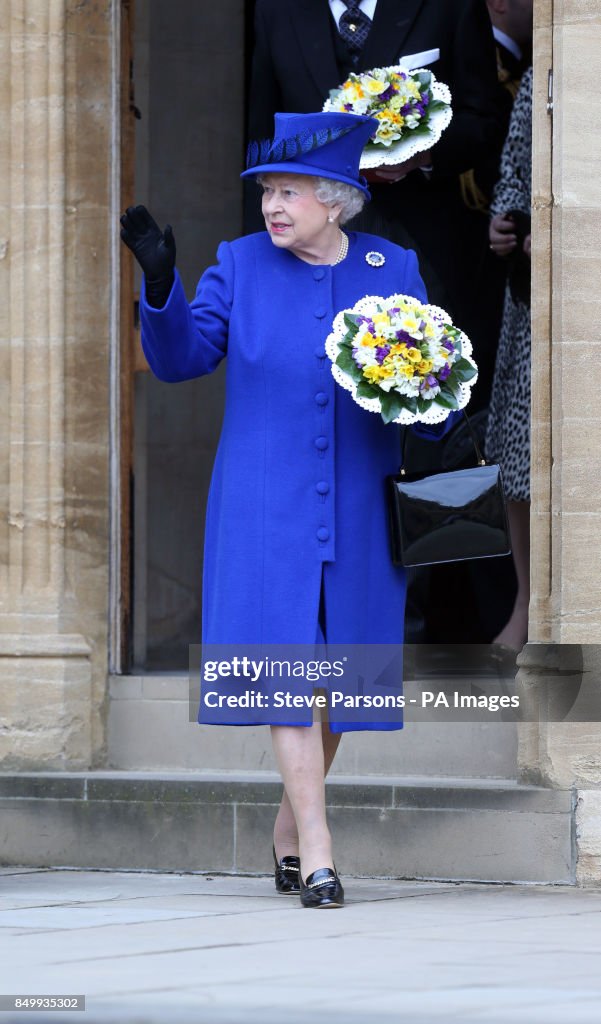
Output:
333,230,349,266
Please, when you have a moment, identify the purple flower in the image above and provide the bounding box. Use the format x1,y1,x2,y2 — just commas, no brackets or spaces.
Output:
442,339,455,353
439,364,452,382
379,85,396,103
344,103,354,112
375,346,389,364
388,307,400,316
420,374,438,394
420,92,430,106
395,330,412,343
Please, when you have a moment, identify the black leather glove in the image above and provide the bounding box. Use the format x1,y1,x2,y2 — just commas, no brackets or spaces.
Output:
120,205,176,309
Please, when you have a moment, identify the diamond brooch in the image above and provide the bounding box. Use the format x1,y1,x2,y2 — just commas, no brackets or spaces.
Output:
365,251,385,267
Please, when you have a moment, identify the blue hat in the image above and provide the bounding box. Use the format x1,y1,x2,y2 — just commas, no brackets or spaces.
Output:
241,111,377,199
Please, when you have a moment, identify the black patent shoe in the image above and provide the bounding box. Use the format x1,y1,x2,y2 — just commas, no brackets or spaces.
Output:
273,845,301,894
299,865,344,909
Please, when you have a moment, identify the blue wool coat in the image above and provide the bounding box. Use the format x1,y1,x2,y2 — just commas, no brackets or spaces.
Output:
140,230,454,730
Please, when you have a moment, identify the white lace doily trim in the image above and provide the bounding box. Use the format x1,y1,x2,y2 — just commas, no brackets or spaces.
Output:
323,67,452,170
325,293,477,425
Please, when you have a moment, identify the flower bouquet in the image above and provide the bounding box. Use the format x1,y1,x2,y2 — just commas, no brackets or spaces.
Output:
323,66,452,169
325,294,477,425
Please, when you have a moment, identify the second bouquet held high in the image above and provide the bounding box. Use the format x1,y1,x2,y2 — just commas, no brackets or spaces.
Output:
323,66,452,169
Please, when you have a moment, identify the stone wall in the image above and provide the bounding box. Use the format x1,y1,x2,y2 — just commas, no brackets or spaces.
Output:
520,0,601,883
2,0,601,886
0,1,115,768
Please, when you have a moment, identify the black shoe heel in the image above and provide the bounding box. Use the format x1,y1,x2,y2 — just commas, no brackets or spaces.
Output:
299,865,344,909
273,845,301,894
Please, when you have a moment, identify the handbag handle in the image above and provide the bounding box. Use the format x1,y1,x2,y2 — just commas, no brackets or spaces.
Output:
399,409,486,475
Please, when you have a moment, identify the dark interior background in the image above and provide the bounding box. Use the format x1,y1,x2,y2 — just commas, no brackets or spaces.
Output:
132,1,256,669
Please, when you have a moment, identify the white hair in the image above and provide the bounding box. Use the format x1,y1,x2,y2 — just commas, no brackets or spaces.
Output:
255,173,366,224
312,177,366,224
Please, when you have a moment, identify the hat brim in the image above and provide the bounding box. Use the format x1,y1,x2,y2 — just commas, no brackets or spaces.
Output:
240,163,371,201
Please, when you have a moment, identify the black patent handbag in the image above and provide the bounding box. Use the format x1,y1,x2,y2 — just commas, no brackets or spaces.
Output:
387,411,512,567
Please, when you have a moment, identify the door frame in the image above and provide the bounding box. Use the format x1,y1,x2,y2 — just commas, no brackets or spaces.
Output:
109,0,136,673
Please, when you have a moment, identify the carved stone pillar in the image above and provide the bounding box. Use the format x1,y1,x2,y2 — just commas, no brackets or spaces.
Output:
519,0,601,883
0,2,115,768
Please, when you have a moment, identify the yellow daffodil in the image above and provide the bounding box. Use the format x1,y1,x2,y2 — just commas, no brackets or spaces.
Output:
346,82,365,102
364,77,389,96
406,347,422,363
372,313,390,329
364,365,392,383
376,125,401,143
417,359,434,374
399,314,421,337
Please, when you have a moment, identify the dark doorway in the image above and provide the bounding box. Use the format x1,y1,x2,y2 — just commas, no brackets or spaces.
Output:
129,1,246,669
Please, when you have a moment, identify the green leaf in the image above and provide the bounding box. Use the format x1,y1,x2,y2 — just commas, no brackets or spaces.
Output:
415,72,432,89
406,122,431,138
453,356,477,382
435,387,459,410
356,380,380,400
379,391,404,424
434,395,454,410
343,312,360,334
336,348,363,383
417,396,430,414
336,348,354,371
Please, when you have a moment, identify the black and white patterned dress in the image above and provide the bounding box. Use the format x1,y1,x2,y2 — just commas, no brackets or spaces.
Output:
485,67,532,501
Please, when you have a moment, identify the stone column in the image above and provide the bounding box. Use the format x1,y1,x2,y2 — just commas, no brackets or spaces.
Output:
519,0,601,883
0,2,115,768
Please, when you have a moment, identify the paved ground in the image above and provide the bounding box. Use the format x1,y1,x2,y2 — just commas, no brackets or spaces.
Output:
1,868,601,1024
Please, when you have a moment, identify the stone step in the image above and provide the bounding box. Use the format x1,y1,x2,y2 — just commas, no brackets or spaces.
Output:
108,674,518,778
0,771,574,884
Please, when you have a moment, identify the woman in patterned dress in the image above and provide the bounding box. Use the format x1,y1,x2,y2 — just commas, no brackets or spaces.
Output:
486,67,533,651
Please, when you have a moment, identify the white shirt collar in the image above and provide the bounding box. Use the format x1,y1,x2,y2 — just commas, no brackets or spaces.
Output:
493,27,523,62
329,0,378,29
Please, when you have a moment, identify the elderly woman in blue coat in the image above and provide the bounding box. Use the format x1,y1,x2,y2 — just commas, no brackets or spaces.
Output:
121,111,453,909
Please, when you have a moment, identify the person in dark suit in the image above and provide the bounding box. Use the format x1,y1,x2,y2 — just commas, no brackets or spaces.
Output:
247,0,506,319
